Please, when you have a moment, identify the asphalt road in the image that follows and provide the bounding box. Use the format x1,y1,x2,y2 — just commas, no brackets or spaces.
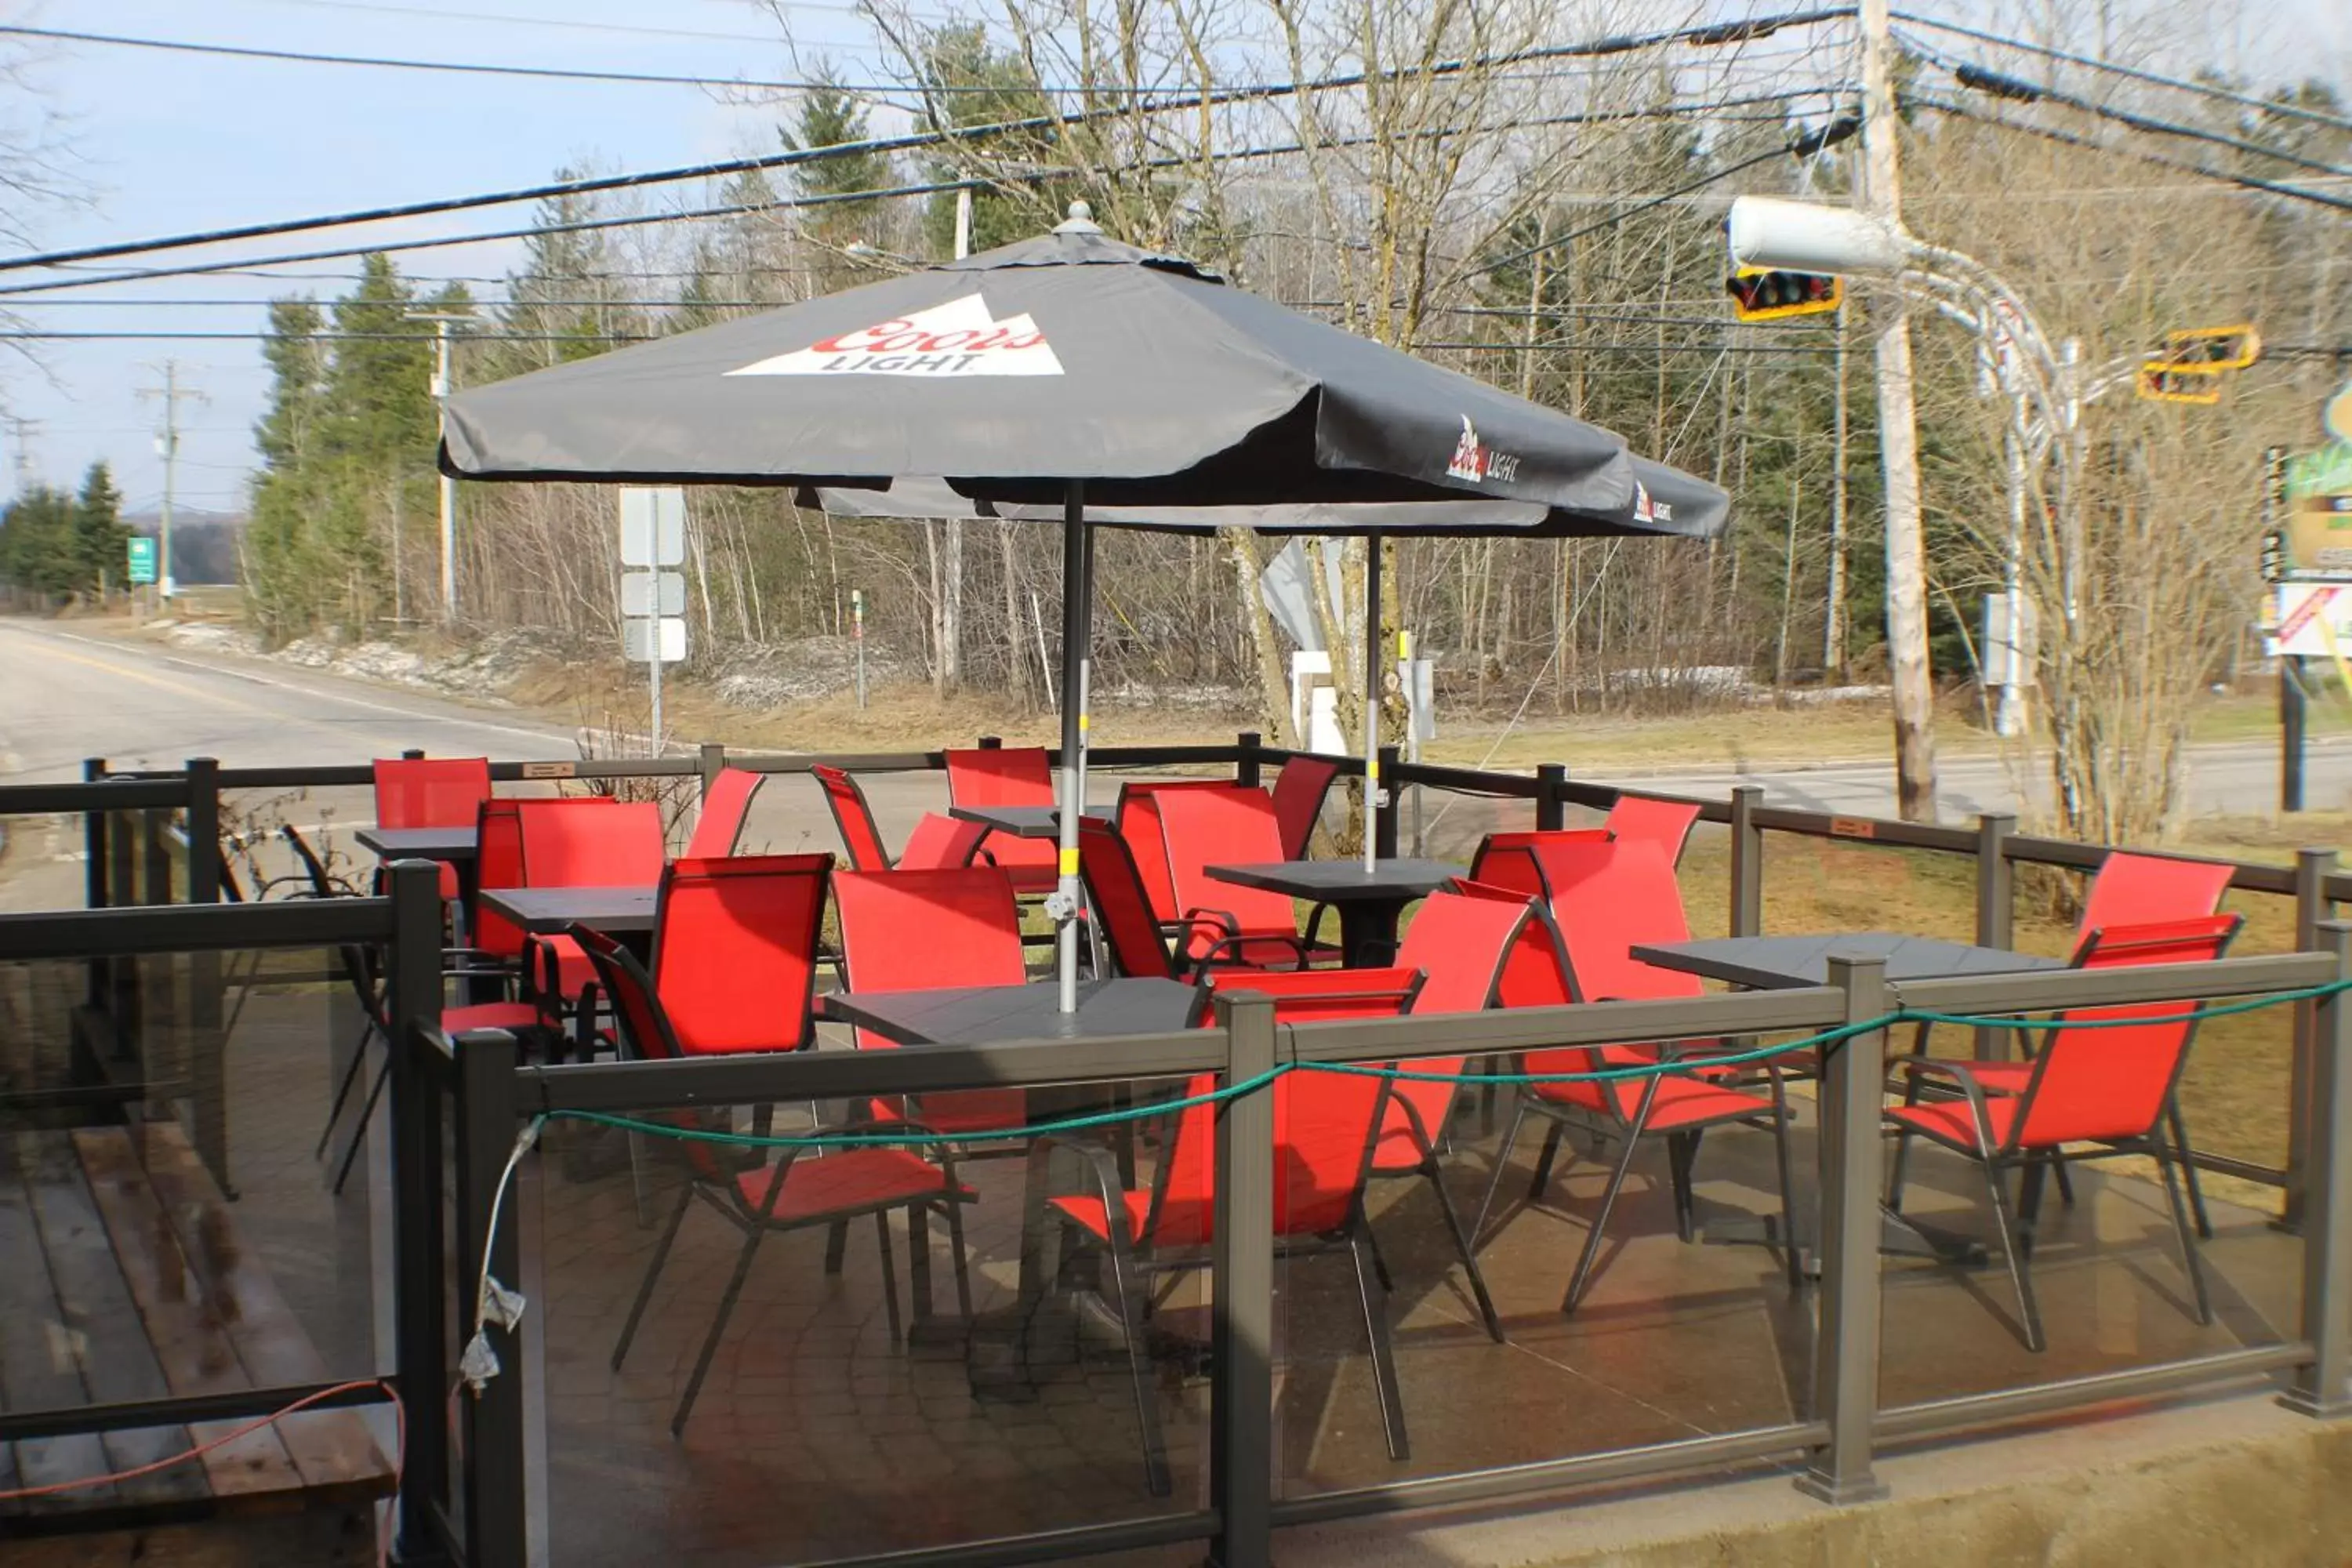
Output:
0,616,2343,909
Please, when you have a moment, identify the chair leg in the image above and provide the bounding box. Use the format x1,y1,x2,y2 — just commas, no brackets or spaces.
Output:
876,1212,904,1347
2151,1125,2213,1326
1099,1221,1171,1497
823,1220,849,1276
2017,1159,2049,1259
1978,1156,2044,1352
1365,1221,1396,1292
942,1199,975,1323
1526,1120,1566,1202
1766,1076,1802,1289
314,1020,379,1160
1425,1162,1504,1343
1472,1098,1530,1243
612,1178,695,1371
1886,1073,1924,1213
1563,1087,1659,1316
1666,1132,1698,1244
1348,1225,1410,1462
674,1219,767,1434
2050,1157,2077,1207
328,1055,393,1197
2168,1096,2213,1240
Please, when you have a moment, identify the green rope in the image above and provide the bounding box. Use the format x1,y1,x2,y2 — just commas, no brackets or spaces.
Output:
536,978,2352,1151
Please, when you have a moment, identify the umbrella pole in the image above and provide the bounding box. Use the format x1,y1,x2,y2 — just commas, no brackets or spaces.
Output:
1056,481,1091,1013
1363,533,1382,870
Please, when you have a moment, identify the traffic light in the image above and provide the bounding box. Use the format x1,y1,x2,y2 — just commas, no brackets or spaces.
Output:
2136,363,2226,405
1726,266,1842,322
2164,323,2262,371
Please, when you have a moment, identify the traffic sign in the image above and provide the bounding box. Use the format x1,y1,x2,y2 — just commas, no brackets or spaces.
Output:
621,570,687,618
622,616,688,664
618,488,686,567
125,536,158,585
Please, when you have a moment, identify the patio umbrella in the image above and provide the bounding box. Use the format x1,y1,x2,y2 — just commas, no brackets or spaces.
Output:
441,205,1730,1009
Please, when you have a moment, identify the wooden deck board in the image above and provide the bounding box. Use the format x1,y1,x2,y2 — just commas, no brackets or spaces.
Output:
129,1127,390,1501
0,1135,109,1521
71,1128,307,1502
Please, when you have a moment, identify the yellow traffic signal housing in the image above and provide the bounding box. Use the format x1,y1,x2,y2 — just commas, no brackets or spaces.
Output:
2136,363,2226,405
1726,266,1842,322
2164,323,2262,371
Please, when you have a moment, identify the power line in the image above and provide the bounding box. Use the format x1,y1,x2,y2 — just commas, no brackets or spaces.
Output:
1472,138,1828,278
1889,10,2352,137
0,5,1856,278
1908,93,2352,216
234,0,887,42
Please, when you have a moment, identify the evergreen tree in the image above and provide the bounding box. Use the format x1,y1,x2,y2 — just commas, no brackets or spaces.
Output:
784,66,893,265
0,484,78,597
70,461,126,597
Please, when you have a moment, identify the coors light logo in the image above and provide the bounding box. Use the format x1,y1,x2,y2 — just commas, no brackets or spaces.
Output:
1444,416,1520,485
728,294,1065,379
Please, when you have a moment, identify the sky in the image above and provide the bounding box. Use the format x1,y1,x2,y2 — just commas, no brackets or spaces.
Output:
0,0,2343,515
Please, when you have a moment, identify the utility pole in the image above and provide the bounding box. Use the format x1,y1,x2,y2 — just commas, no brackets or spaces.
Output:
1859,0,1939,820
938,192,973,689
407,312,468,622
137,361,206,601
4,416,38,496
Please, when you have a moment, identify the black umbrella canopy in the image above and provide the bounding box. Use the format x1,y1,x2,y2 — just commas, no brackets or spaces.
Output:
441,213,1725,535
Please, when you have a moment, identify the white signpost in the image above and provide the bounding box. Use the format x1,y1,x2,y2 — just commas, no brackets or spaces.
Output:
618,488,689,745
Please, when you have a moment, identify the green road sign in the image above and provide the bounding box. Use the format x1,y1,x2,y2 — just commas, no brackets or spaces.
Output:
126,536,158,585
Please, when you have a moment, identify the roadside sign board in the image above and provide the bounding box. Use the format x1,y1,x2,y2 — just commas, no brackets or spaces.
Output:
622,616,688,664
125,535,157,585
618,488,686,567
2285,445,2352,581
2271,583,2352,657
620,570,687,618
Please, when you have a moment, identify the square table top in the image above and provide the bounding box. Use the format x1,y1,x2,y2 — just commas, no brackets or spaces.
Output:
356,825,478,860
1633,932,2067,991
822,978,1201,1047
1204,858,1466,902
477,885,659,935
948,804,1112,840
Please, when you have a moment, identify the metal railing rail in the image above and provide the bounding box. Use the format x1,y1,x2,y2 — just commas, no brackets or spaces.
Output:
409,933,2352,1568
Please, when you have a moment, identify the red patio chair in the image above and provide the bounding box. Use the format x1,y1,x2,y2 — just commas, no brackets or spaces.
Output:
684,767,764,858
1465,828,1610,903
1270,754,1342,859
1029,965,1423,1494
1156,787,1341,971
899,813,989,871
831,866,1032,1140
581,922,975,1434
1882,913,2242,1351
944,745,1058,892
372,754,490,902
1603,793,1703,866
1077,817,1180,981
1474,839,1798,1314
811,763,893,870
515,797,666,1014
451,795,615,995
1114,779,1250,924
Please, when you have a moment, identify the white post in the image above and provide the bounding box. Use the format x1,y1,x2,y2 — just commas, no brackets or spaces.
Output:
435,321,458,622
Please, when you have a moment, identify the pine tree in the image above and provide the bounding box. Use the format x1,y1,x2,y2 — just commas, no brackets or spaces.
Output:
70,461,126,599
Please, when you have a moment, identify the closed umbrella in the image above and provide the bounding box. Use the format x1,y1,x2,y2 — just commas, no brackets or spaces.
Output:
443,205,1729,1008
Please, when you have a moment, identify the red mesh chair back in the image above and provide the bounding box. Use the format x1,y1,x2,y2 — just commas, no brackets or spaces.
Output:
473,798,531,960
2076,851,2234,955
1533,839,1698,1004
831,867,1027,1047
1078,818,1178,980
651,854,832,1056
1450,879,1579,1008
1269,757,1341,860
1141,967,1421,1244
572,924,735,1185
373,756,490,829
1156,788,1299,964
945,746,1055,807
812,764,893,870
1468,829,1610,903
684,768,764,859
1604,793,1702,866
1380,887,1559,1153
898,813,989,871
517,798,667,888
2010,914,2242,1148
1115,781,1249,922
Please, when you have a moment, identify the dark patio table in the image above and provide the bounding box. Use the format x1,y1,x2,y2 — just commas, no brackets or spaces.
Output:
947,804,1112,840
1629,932,2067,1272
355,825,478,862
1205,857,1464,967
477,885,659,935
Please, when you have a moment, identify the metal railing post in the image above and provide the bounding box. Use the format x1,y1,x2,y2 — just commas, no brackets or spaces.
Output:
2285,921,2352,1419
84,759,108,1011
1208,993,1276,1568
1236,731,1262,789
456,1027,528,1566
1798,954,1889,1504
1973,813,2016,1062
184,757,221,905
1534,764,1567,832
978,735,1003,750
1374,745,1401,860
1730,785,1764,938
697,741,726,800
2287,848,2339,1229
385,859,451,1559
